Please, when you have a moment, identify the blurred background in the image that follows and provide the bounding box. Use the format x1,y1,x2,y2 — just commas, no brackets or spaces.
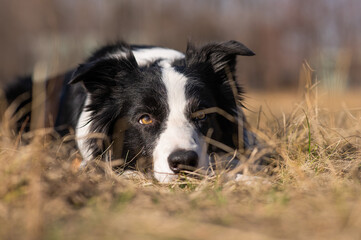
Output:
0,0,360,92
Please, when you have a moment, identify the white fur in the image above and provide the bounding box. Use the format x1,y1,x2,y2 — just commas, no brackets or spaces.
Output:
77,96,93,167
110,47,184,66
152,67,208,183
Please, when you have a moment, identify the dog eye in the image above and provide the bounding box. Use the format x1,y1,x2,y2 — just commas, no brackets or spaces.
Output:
192,111,207,121
138,114,153,125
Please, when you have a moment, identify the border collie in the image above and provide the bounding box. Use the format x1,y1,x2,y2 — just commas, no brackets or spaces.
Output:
5,40,258,182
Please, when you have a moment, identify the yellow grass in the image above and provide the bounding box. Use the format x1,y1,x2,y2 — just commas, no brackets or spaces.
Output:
1,65,361,240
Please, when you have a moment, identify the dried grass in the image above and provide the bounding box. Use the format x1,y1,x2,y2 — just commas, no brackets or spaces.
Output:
1,64,361,240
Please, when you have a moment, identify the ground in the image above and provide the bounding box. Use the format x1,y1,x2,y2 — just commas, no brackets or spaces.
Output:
1,73,361,240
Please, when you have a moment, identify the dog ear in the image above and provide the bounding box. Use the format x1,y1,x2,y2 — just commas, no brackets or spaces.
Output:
69,52,138,93
186,40,255,73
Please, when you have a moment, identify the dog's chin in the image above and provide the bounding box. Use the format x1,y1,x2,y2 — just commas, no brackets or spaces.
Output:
153,171,178,183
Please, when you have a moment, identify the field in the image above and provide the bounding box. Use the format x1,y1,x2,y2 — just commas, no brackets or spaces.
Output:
1,68,361,240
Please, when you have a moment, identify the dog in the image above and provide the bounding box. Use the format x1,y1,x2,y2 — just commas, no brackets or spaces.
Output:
5,40,258,182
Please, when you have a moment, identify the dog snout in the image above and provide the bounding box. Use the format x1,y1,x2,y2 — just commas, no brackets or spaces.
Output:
168,149,198,173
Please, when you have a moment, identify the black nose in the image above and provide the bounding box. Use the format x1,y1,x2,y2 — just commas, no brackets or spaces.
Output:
168,149,199,173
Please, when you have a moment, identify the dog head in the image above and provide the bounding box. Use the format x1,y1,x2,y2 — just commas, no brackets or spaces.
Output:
70,41,255,182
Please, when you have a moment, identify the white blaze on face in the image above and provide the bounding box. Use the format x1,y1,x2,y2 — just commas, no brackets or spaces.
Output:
153,65,207,183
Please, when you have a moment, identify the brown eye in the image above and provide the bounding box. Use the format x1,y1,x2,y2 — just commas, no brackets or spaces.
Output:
138,114,153,125
193,111,207,121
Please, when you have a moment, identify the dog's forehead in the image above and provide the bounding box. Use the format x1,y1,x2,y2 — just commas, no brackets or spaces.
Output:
158,64,214,108
132,61,186,92
159,64,188,102
172,67,213,103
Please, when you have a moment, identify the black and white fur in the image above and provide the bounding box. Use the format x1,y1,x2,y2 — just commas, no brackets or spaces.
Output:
5,41,257,182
